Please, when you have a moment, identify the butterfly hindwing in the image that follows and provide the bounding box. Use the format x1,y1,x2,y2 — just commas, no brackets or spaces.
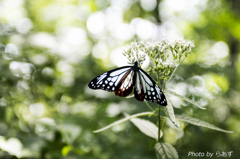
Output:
114,69,134,97
88,66,133,94
133,71,145,102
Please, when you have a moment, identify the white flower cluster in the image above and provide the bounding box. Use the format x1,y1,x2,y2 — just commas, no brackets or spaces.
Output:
168,39,195,64
123,39,195,86
122,42,146,65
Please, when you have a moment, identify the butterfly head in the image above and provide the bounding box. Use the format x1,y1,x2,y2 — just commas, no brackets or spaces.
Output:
134,61,138,67
133,60,145,67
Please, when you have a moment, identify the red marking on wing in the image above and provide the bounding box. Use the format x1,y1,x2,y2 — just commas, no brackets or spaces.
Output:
115,85,133,97
134,89,144,101
114,69,133,97
134,73,144,102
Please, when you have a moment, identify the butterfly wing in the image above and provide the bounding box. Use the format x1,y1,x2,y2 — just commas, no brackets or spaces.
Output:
133,71,145,102
88,66,134,97
136,68,167,106
88,62,167,106
114,69,134,97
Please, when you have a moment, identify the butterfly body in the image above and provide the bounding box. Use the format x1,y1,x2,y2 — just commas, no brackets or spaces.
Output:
88,61,167,106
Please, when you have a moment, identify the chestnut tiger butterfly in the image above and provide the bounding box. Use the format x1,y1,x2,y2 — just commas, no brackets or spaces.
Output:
88,61,167,106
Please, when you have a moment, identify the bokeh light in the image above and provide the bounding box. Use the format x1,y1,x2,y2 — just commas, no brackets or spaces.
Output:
1,0,240,158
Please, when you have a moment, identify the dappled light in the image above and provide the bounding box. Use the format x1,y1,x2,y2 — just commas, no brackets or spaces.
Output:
0,0,240,158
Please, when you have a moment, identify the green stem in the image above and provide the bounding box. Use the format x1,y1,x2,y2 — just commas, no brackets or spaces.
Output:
160,108,167,131
158,104,161,142
165,66,178,88
157,72,161,142
144,101,154,111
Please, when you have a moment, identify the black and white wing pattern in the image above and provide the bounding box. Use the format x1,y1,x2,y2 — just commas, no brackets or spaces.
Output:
134,68,167,106
88,66,134,97
88,61,167,106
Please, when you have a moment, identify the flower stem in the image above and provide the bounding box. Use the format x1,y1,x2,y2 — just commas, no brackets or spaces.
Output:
158,104,161,142
157,72,161,142
144,101,154,111
165,66,178,87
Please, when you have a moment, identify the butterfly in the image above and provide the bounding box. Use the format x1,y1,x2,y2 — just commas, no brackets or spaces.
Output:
88,61,167,106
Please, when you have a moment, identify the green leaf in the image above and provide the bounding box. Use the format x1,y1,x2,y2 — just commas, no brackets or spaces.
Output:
175,115,233,133
126,94,134,98
62,146,71,156
165,99,179,128
130,117,159,139
5,108,13,122
155,142,179,159
165,90,206,110
93,112,153,133
150,140,157,150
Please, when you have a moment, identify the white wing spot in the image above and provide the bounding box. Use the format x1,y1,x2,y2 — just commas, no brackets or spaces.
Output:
111,76,118,82
97,73,107,84
146,85,151,91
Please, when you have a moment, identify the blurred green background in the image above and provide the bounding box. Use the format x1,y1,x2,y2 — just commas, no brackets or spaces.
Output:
0,0,240,158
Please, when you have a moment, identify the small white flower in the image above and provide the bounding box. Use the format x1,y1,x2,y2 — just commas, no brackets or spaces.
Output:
122,39,194,81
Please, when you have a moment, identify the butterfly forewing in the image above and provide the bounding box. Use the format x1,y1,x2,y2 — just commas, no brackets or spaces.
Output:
88,66,133,92
139,69,167,106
